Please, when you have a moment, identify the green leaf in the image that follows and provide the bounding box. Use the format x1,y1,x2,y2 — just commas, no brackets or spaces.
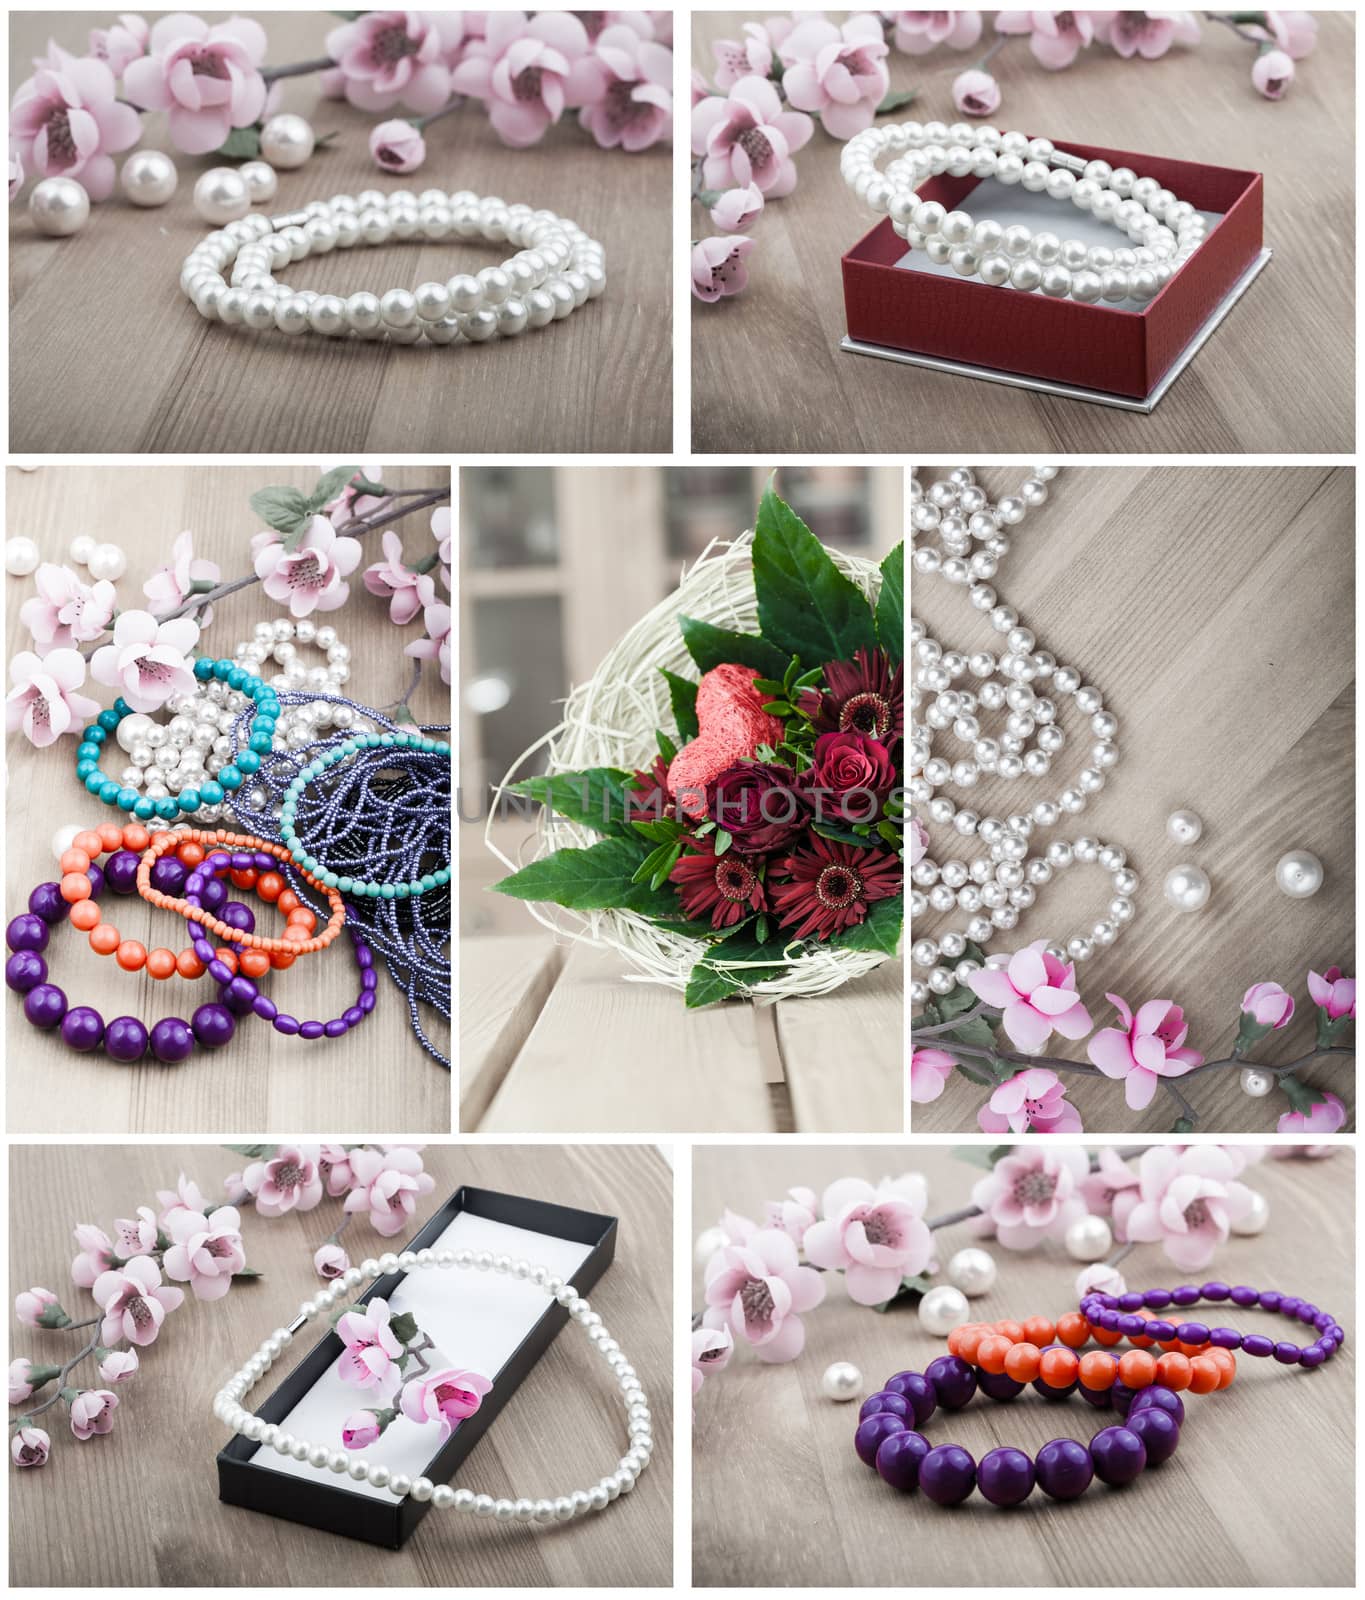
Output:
217,125,262,159
232,1266,263,1280
1279,1073,1326,1116
951,1144,1015,1171
650,843,683,891
811,819,875,848
631,818,683,844
752,483,878,667
1171,1117,1195,1134
762,700,795,717
685,962,748,1008
250,486,312,541
492,838,678,917
388,1310,419,1345
1315,1008,1354,1049
656,728,678,764
714,829,733,857
877,543,903,664
829,894,902,956
660,668,700,741
678,615,789,678
951,1053,1011,1087
876,89,917,116
632,840,679,885
507,768,639,840
223,1143,276,1158
308,465,361,512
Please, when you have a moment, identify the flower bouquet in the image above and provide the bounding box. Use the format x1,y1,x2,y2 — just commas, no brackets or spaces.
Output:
488,485,903,1006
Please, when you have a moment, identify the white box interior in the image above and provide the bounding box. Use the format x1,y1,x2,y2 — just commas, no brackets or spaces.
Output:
893,177,1223,313
246,1209,596,1502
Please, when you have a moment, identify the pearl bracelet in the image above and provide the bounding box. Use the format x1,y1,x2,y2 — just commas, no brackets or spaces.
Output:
212,1246,653,1525
181,189,607,346
842,121,1206,305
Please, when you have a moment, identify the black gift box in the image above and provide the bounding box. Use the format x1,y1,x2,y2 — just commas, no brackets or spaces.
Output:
216,1184,618,1548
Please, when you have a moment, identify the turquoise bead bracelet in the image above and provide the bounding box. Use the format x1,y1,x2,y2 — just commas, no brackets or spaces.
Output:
278,731,453,899
72,656,281,824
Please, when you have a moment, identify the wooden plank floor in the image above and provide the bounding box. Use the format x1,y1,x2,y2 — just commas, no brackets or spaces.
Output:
5,464,451,1134
691,11,1355,454
911,465,1356,1134
9,1143,673,1587
8,11,671,455
460,939,903,1133
692,1143,1354,1588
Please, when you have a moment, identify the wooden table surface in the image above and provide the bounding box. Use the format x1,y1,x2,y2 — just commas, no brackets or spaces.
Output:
692,1142,1354,1588
9,1142,673,1587
8,11,671,455
5,463,451,1135
459,935,903,1134
912,465,1355,1134
691,11,1355,455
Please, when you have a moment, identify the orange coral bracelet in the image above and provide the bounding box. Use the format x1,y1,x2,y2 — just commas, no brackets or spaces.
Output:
948,1313,1235,1395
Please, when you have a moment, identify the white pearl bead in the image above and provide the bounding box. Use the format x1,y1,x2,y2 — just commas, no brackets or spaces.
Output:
51,824,84,861
947,1246,997,1297
5,537,41,576
29,177,89,236
1064,1214,1113,1262
1231,1188,1270,1235
917,1283,969,1336
87,543,128,581
260,114,315,169
1163,863,1211,913
1166,808,1203,846
820,1361,864,1402
121,150,178,207
240,160,278,202
68,534,97,566
1239,1066,1274,1098
1275,849,1324,898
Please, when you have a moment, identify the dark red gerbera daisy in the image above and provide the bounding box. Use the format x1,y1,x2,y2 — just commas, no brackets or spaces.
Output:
626,754,676,822
798,647,903,743
768,835,902,942
669,837,769,930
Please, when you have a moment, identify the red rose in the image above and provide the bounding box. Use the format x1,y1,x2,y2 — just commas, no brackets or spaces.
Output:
705,762,808,853
802,731,895,824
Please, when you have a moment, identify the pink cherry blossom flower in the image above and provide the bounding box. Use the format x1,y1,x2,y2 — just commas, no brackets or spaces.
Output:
966,941,1093,1052
363,530,436,625
576,23,673,151
404,599,451,685
710,182,763,232
142,530,220,623
400,1366,494,1439
909,815,929,867
251,518,363,619
325,466,391,529
953,67,1001,116
713,23,775,87
343,1146,436,1236
10,1359,35,1404
370,118,426,174
1252,48,1295,99
89,610,201,715
7,648,101,747
763,1185,818,1244
242,1145,324,1216
89,13,149,76
1086,993,1203,1111
9,149,22,199
713,1207,759,1247
432,505,452,591
1308,966,1355,1020
314,1243,350,1280
1242,981,1295,1028
163,1205,246,1301
1255,10,1318,57
112,1206,159,1259
910,1045,955,1104
1075,1261,1127,1300
9,53,141,201
691,67,710,106
995,10,1100,69
1099,9,1202,59
891,11,983,54
1124,1147,1255,1268
779,14,890,140
691,1325,734,1397
15,1287,60,1327
70,1387,119,1440
1278,1091,1347,1135
71,1224,117,1289
317,1144,356,1198
91,1256,184,1347
702,1227,826,1360
122,15,268,155
11,1427,50,1467
803,1176,932,1304
336,1296,404,1389
1079,1146,1142,1237
19,563,117,652
342,1410,382,1448
978,1066,1083,1134
692,75,813,197
692,235,755,302
452,10,593,146
326,10,465,113
155,1173,208,1228
970,1146,1091,1249
98,1350,139,1384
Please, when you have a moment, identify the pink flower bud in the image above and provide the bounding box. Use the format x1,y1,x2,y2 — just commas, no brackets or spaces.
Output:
1241,981,1295,1029
1252,49,1295,99
952,68,1001,117
11,1427,50,1467
70,1388,118,1440
313,1243,350,1281
9,1359,33,1404
369,119,426,175
98,1350,139,1384
15,1287,58,1327
342,1410,382,1448
709,183,764,233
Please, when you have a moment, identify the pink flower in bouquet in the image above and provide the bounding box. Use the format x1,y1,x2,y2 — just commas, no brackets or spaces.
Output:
369,118,425,174
9,149,22,199
91,1256,184,1347
969,1146,1090,1249
909,815,929,867
313,1243,349,1281
910,1046,955,1104
978,1067,1083,1134
98,1350,139,1385
163,1206,246,1301
6,648,100,746
692,235,755,302
890,11,983,53
1123,1145,1255,1268
995,10,1101,69
1086,993,1203,1111
400,1367,494,1440
241,1145,324,1216
113,1206,159,1259
363,531,436,625
343,1146,436,1237
692,1325,734,1387
708,181,765,231
9,53,141,200
1308,966,1355,1020
577,24,673,152
122,15,268,155
89,610,201,715
317,1144,356,1198
325,467,392,530
11,1427,50,1467
19,564,116,652
1242,981,1295,1029
764,1186,818,1245
337,1297,405,1389
779,14,890,140
1255,10,1318,57
432,505,452,591
1099,10,1201,59
71,1224,117,1289
1079,1146,1142,1237
404,600,451,685
966,941,1093,1052
324,11,465,114
953,67,1001,116
89,13,149,76
9,1359,36,1404
70,1388,119,1440
1277,1092,1348,1135
713,23,776,87
692,76,813,197
15,1287,60,1326
252,519,362,619
142,531,220,622
342,1410,382,1448
803,1176,931,1304
155,1173,208,1228
703,1228,826,1361
1075,1261,1127,1299
451,10,593,146
1251,49,1295,99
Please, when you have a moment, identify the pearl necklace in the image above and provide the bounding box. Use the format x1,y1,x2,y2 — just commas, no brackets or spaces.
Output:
842,122,1206,304
213,1246,653,1524
909,468,1138,1006
181,189,606,345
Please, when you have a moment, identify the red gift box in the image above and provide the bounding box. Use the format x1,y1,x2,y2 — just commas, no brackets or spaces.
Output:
841,137,1264,402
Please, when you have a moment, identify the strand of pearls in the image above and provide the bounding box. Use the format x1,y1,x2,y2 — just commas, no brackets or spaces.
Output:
181,189,606,345
213,1246,653,1525
909,467,1138,1006
842,122,1206,304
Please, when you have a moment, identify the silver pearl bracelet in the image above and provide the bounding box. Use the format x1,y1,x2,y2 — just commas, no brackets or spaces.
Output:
212,1246,653,1526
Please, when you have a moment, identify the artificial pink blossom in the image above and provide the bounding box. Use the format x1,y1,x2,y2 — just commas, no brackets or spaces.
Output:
11,1427,50,1467
71,1225,117,1289
317,1144,356,1198
19,563,116,653
1277,1091,1348,1135
1308,966,1355,1020
1086,993,1203,1111
452,10,593,147
1099,10,1202,58
241,1146,325,1216
691,67,710,106
9,1359,35,1404
70,1388,119,1440
363,530,436,625
91,1256,184,1347
7,648,101,747
1123,1145,1255,1268
343,1146,436,1236
995,10,1100,69
98,1350,139,1385
336,1296,404,1389
909,815,929,867
1255,10,1318,57
1242,981,1295,1029
432,506,452,591
400,1366,494,1439
15,1287,60,1327
713,23,775,87
89,13,150,76
969,1146,1091,1249
910,1046,955,1104
1079,1146,1142,1237
710,182,763,232
692,235,755,302
325,11,465,113
692,75,813,197
1251,48,1295,99
691,1325,734,1394
978,1067,1083,1134
764,1185,818,1245
89,610,201,715
1075,1261,1127,1300
113,1206,158,1259
251,519,362,619
577,23,673,151
342,1410,382,1448
142,530,221,623
313,1243,350,1281
155,1173,208,1228
162,1206,246,1301
803,1176,932,1304
122,15,268,155
325,466,391,530
702,1227,826,1361
966,941,1093,1052
952,67,1001,116
891,11,983,54
369,118,426,174
404,599,451,685
779,14,890,141
714,1208,759,1246
9,53,141,201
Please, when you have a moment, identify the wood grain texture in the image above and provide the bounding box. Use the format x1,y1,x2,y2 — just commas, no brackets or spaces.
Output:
691,12,1355,454
9,1142,673,1587
910,465,1355,1133
5,464,451,1135
692,1142,1354,1588
8,12,670,455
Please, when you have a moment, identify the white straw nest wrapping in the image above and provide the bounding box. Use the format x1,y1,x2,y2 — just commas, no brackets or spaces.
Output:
484,533,897,1001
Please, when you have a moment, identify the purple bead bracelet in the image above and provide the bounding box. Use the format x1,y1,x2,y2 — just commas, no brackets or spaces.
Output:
1081,1284,1345,1371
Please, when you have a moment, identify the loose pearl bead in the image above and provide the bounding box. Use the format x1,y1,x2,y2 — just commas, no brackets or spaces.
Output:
917,1283,969,1335
820,1361,864,1402
86,542,127,581
29,177,89,236
1231,1188,1271,1234
947,1246,997,1297
5,537,41,576
1166,808,1203,846
194,167,250,225
52,824,84,861
68,534,96,565
1065,1214,1113,1261
1239,1066,1274,1098
121,150,178,207
1275,849,1324,898
260,113,315,169
1163,863,1210,913
240,160,278,202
